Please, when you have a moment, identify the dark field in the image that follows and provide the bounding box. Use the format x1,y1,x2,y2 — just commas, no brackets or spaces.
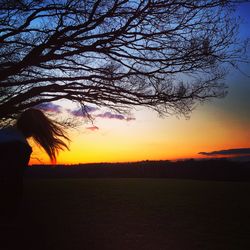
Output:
6,179,250,249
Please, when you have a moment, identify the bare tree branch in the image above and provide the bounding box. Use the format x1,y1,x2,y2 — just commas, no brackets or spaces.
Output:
0,0,249,125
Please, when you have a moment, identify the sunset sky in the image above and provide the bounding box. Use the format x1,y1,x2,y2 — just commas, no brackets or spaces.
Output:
29,3,250,165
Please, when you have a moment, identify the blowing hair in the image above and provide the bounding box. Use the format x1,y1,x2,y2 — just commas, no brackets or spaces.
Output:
16,108,69,163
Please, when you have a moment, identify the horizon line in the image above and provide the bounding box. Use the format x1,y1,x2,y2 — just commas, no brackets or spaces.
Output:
29,156,249,166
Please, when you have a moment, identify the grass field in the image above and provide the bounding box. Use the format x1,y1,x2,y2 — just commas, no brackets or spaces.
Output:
9,179,250,249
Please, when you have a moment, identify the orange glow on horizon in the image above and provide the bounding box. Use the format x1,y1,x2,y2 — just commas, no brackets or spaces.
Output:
28,105,250,165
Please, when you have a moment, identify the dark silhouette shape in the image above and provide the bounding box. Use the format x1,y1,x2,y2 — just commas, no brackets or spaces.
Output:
0,139,31,218
0,109,69,223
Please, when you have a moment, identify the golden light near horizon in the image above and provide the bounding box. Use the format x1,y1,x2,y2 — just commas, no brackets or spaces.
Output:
29,93,250,165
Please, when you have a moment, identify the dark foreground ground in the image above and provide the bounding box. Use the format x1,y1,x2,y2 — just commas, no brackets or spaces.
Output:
28,159,250,181
2,178,250,250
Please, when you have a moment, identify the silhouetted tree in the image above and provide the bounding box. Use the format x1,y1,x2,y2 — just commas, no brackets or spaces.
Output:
0,0,248,125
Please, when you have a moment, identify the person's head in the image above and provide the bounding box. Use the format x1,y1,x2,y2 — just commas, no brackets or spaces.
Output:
16,108,69,163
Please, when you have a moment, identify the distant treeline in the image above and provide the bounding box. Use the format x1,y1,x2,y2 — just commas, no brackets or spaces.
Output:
25,159,250,181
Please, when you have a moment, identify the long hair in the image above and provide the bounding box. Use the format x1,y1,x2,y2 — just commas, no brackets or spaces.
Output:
16,109,69,163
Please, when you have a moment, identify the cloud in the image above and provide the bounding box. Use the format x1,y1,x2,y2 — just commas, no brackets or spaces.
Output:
97,112,124,120
86,126,99,131
70,109,89,117
198,148,250,156
69,105,99,117
126,117,136,121
36,103,62,113
96,112,135,121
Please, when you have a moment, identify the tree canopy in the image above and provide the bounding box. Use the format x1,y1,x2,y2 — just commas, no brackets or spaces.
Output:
0,0,248,124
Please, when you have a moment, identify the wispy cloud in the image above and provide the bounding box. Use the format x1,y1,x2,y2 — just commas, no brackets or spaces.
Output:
36,103,62,113
198,148,250,156
126,117,136,121
96,112,135,121
69,105,99,117
86,126,99,131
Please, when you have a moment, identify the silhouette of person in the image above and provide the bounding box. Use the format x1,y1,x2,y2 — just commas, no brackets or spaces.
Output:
0,108,69,221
